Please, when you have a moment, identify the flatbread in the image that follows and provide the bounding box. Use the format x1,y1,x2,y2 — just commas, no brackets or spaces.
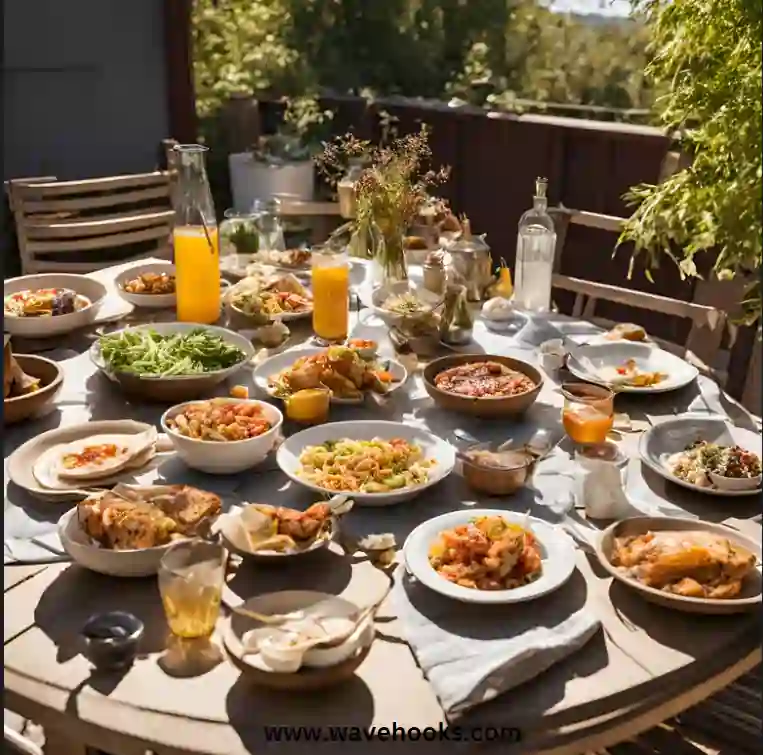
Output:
54,428,157,481
33,435,157,491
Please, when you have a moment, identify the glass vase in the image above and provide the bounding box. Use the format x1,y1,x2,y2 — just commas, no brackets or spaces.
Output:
373,221,408,285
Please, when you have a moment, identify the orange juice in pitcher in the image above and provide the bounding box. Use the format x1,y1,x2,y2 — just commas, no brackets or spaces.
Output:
174,226,221,323
171,144,221,324
312,246,349,343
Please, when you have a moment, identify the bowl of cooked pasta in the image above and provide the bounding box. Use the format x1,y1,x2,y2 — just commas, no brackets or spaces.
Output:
275,420,456,506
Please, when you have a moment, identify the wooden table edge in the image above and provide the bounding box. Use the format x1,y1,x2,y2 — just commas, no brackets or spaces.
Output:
4,632,760,755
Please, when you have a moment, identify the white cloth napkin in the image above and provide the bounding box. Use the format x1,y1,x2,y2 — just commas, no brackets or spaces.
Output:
391,564,601,718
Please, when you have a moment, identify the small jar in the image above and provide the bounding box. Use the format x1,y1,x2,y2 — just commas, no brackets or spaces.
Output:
285,388,331,425
422,250,449,295
337,160,365,219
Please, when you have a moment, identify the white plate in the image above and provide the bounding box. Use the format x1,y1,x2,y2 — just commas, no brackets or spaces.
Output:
276,420,456,506
567,341,698,393
7,420,160,502
639,414,762,497
4,273,107,338
252,346,408,405
403,509,577,604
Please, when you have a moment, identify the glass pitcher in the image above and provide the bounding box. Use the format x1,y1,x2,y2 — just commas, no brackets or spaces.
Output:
172,144,221,324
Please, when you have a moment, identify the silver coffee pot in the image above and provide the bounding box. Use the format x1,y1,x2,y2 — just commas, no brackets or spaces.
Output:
445,218,492,302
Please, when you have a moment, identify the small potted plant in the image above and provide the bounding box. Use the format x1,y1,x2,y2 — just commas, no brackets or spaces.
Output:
228,95,333,211
317,125,449,284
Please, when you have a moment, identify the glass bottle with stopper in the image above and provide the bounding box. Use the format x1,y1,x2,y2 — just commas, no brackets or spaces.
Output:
514,177,557,313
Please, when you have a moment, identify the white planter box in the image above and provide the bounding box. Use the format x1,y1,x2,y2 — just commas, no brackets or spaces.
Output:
228,153,315,211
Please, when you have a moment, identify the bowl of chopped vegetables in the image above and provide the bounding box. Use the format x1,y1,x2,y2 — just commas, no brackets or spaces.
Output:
161,397,283,474
90,323,255,402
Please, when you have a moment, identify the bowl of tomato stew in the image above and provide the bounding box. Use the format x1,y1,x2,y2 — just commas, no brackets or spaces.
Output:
423,354,543,417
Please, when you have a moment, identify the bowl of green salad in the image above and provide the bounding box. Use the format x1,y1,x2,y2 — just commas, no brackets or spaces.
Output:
90,323,255,402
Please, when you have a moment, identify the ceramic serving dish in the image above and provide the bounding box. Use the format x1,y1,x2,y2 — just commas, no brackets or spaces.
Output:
160,398,283,474
595,516,762,615
423,353,543,418
3,354,64,424
276,420,456,507
90,322,255,402
4,273,107,338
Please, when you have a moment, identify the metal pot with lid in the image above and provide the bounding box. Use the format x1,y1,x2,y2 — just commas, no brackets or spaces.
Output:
446,218,492,302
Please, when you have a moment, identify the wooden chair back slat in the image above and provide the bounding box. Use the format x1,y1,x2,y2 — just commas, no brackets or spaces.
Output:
24,210,176,239
29,246,172,273
6,169,175,274
26,225,173,254
12,171,170,197
19,185,171,214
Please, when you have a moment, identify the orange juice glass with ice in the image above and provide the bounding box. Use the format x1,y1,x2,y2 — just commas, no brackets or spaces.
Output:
561,382,615,445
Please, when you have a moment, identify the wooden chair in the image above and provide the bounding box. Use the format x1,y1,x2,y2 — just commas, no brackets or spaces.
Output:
6,171,175,274
549,205,729,384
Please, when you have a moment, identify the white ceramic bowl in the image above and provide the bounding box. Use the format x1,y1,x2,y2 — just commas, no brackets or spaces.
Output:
58,507,173,577
224,591,375,673
4,273,107,338
252,346,408,406
403,509,577,604
708,470,762,491
357,280,442,327
161,398,283,474
114,262,177,309
276,420,456,506
640,414,762,497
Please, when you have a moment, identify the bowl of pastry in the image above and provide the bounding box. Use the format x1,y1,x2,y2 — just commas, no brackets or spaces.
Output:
58,483,222,577
4,273,107,338
595,516,762,614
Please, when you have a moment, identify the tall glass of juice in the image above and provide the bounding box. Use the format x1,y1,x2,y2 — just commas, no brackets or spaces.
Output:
172,144,221,324
312,245,349,344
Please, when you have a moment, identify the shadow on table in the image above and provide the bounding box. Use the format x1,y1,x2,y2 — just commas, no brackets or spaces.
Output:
638,463,762,521
4,408,65,453
226,546,354,601
226,674,393,754
34,564,170,662
606,580,760,655
84,372,167,424
4,481,72,526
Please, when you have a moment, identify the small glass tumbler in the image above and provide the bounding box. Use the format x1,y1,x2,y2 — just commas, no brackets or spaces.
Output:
561,382,615,446
158,540,225,640
311,245,350,345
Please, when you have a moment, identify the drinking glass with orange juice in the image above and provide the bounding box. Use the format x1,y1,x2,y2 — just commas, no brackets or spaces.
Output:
171,144,221,324
312,245,349,344
561,382,615,445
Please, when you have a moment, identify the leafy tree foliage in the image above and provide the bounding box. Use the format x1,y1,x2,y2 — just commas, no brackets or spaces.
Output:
191,1,652,117
619,0,762,324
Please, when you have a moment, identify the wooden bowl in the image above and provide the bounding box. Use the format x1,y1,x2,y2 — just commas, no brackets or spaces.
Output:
3,354,63,424
423,354,543,418
595,517,762,615
461,450,535,496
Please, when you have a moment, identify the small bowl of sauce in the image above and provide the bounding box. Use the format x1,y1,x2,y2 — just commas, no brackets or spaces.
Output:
81,611,144,670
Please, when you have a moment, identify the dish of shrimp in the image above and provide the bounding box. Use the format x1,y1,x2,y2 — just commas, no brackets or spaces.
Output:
427,515,543,591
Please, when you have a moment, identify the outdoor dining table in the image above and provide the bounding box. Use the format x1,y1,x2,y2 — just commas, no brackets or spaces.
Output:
4,259,761,755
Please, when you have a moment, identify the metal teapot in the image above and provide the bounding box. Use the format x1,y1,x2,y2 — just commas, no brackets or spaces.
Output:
445,218,492,302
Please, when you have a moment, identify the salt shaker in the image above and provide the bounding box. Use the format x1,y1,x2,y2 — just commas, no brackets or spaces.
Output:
574,443,631,520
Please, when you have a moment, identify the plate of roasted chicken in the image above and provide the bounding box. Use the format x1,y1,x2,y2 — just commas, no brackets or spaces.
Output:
58,484,222,577
253,345,407,405
596,517,761,614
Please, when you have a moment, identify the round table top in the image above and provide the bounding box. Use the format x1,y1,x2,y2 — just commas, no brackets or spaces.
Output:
4,259,762,755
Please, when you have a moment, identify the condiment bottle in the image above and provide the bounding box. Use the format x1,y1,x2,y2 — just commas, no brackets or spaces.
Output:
422,250,450,295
